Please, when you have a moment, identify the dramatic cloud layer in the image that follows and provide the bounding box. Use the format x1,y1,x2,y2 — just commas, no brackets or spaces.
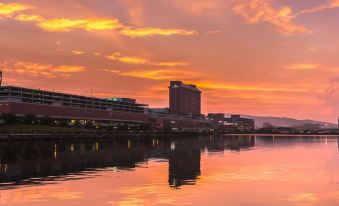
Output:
38,18,123,32
106,52,189,66
233,0,308,35
120,28,197,38
297,0,339,15
1,59,85,78
1,0,339,122
0,2,196,37
104,69,199,81
0,2,32,17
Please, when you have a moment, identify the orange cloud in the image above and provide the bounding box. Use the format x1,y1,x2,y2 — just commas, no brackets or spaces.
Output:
285,63,339,71
233,0,308,36
285,63,320,70
103,69,198,80
104,68,306,93
195,82,307,93
106,52,189,66
298,0,339,15
37,18,123,32
71,50,85,55
14,14,44,22
288,193,319,205
1,59,85,78
53,65,85,73
152,62,189,66
0,2,198,38
120,27,197,37
0,2,32,18
37,18,197,37
106,52,149,64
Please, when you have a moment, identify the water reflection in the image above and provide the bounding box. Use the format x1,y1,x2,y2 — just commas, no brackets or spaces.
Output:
0,135,337,190
168,139,201,187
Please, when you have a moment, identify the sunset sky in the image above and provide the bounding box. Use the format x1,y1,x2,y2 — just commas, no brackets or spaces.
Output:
1,0,339,122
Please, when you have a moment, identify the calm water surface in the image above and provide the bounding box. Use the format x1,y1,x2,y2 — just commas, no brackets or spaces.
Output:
0,135,338,206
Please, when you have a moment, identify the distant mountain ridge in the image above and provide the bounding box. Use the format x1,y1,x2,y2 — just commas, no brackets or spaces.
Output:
225,114,338,129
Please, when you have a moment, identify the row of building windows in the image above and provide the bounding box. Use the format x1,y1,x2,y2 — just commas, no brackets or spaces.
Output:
0,87,146,113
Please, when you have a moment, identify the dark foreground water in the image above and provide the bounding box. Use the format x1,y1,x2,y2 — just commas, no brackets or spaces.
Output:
0,135,338,206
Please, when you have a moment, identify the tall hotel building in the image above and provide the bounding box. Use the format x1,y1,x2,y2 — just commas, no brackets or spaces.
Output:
169,81,201,116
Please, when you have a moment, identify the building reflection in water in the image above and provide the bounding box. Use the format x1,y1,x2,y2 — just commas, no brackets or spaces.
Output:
167,139,201,187
0,135,257,189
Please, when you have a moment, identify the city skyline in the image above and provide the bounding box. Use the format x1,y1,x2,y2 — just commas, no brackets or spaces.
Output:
1,0,339,122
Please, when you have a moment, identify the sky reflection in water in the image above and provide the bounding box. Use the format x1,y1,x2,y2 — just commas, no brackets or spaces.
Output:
0,135,338,206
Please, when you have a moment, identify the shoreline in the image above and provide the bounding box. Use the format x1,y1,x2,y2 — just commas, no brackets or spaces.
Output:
0,132,338,141
0,132,203,141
